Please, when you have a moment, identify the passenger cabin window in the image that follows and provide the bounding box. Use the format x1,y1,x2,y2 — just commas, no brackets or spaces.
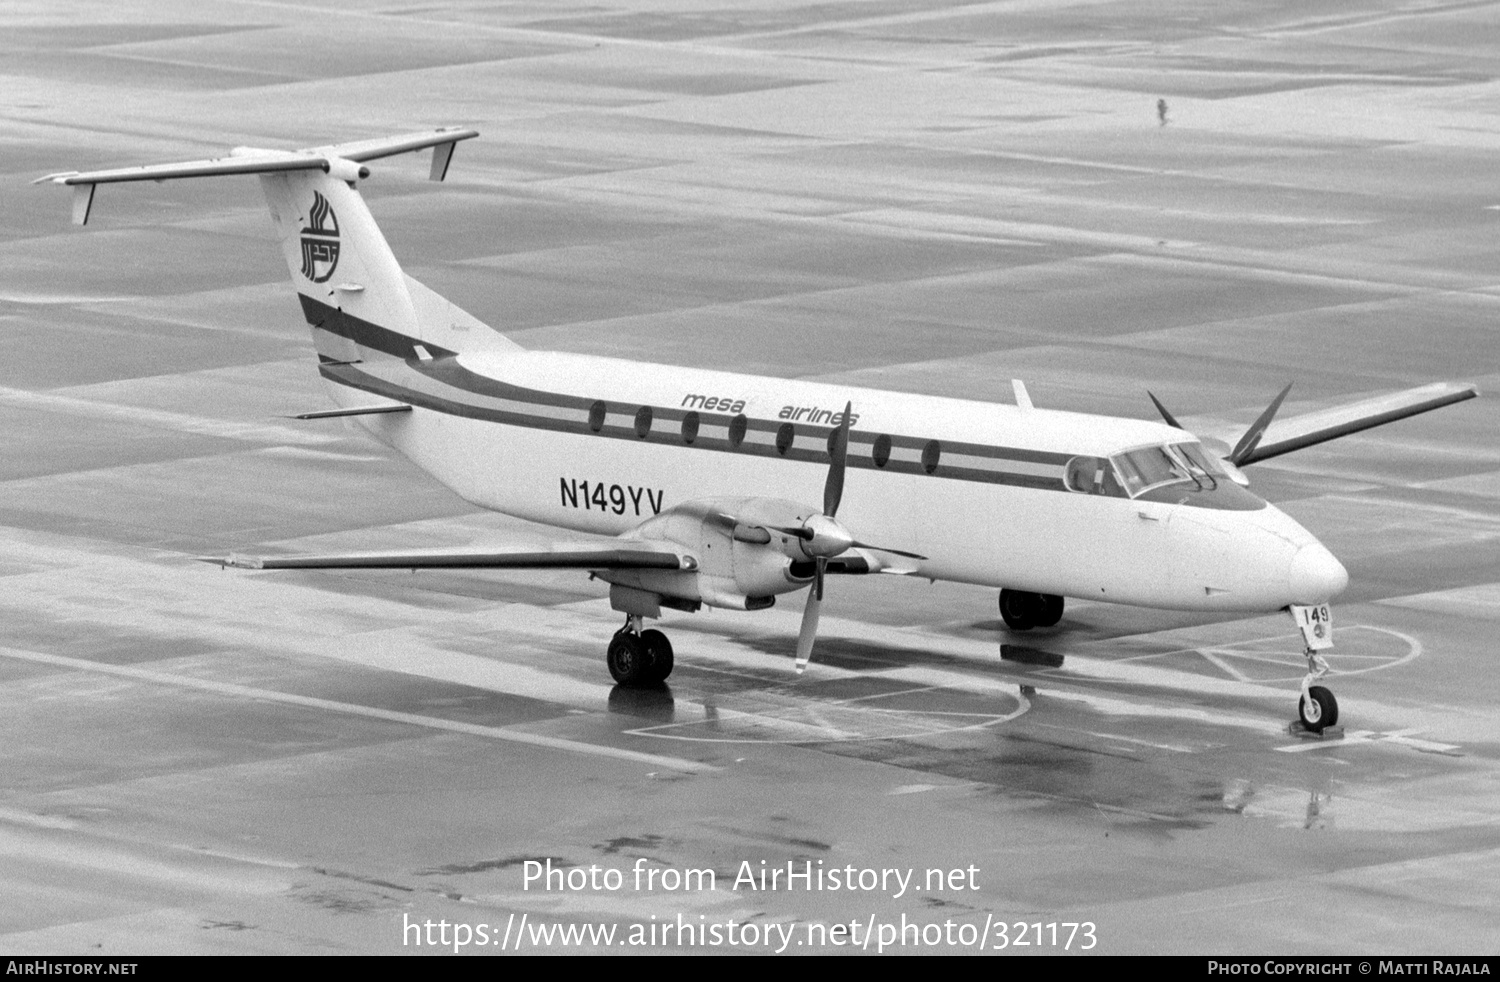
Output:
634,405,652,439
588,400,606,433
871,434,891,468
728,413,748,448
681,411,700,444
775,422,795,455
921,439,941,475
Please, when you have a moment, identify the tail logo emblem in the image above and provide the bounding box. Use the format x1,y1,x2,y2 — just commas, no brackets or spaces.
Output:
299,192,340,283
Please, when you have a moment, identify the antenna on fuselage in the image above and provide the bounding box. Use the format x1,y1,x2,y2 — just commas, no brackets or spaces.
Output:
1012,379,1033,411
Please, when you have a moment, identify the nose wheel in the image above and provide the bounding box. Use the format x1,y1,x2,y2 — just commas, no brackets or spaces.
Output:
1296,647,1338,732
1299,684,1338,731
607,616,674,686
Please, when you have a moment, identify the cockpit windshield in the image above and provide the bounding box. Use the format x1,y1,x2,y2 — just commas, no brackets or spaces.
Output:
1110,442,1225,497
1173,442,1225,482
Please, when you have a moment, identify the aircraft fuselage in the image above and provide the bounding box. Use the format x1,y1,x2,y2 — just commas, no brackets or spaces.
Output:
326,347,1349,614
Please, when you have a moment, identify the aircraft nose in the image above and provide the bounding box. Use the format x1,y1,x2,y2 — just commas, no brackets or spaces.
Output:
1287,543,1348,604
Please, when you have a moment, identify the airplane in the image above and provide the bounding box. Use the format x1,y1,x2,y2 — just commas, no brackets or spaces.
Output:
37,129,1477,734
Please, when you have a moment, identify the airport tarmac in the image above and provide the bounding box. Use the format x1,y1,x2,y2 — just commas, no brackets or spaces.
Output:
1,0,1498,956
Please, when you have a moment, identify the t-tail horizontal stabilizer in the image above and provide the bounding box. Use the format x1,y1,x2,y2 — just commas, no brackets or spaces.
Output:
34,128,478,224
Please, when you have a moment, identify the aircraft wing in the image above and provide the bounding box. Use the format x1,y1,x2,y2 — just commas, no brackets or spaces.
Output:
1237,381,1477,465
821,547,922,576
206,541,696,572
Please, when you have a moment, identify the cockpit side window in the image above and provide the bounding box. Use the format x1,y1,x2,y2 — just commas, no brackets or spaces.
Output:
1114,446,1189,496
1064,455,1126,497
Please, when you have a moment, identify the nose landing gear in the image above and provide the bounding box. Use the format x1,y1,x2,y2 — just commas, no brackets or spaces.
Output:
607,615,674,686
1297,648,1338,732
1288,604,1341,735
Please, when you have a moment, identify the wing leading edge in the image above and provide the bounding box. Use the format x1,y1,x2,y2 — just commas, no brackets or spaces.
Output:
1160,381,1478,470
206,543,695,572
1236,381,1477,465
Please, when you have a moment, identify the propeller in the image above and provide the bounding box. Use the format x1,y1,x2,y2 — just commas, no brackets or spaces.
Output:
1146,391,1183,429
1227,382,1292,466
1148,384,1294,483
772,403,926,674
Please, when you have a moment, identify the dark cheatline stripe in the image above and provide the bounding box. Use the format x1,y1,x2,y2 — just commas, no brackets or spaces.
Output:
299,294,455,362
302,294,1071,466
420,356,594,411
321,362,601,437
422,353,1070,463
319,363,1068,492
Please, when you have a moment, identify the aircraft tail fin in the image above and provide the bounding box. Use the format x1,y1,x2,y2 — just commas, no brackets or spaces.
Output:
37,129,518,361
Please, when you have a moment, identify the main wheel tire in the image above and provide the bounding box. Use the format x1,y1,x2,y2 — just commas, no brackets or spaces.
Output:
1035,593,1065,628
607,632,650,686
1299,685,1339,732
999,589,1037,631
640,629,674,683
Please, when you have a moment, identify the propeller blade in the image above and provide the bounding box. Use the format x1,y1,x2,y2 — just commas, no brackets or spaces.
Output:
1230,383,1293,466
848,540,927,561
823,402,852,518
769,524,813,541
814,555,826,600
794,575,823,674
1147,391,1183,429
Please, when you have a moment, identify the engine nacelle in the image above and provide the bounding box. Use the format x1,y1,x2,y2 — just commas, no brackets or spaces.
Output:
601,497,818,611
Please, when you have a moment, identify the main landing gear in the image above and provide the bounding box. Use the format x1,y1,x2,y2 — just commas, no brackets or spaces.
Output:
607,615,674,686
998,589,1064,631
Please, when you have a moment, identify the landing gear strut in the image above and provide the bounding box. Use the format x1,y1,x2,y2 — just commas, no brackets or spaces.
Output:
607,615,674,686
998,589,1064,631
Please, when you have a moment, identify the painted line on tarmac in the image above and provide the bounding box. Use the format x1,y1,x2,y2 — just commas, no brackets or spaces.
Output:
1276,728,1462,755
0,646,717,775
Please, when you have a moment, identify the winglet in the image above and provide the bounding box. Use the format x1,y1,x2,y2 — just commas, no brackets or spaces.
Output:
32,172,97,226
72,183,97,226
430,141,457,182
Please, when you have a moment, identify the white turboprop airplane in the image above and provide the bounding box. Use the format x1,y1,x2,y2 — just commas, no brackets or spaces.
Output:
39,129,1477,733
